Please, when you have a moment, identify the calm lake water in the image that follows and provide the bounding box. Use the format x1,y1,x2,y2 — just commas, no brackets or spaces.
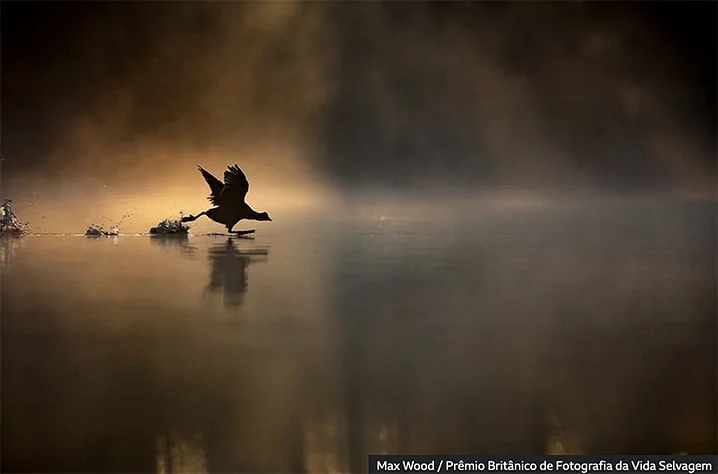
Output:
1,200,716,472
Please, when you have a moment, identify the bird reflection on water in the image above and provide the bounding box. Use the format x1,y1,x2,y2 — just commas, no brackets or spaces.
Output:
205,237,269,309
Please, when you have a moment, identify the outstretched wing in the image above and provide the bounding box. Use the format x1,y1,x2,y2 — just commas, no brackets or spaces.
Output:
198,165,225,205
219,164,250,204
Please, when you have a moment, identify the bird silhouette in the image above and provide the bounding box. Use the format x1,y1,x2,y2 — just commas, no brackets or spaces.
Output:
181,164,272,235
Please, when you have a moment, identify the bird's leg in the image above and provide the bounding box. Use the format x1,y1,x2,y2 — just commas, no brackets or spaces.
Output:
181,211,206,223
227,224,255,236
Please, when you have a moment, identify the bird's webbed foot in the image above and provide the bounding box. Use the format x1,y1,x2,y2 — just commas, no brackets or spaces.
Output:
229,229,255,236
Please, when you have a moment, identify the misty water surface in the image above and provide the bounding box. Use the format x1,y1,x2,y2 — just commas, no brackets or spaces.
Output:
1,202,715,473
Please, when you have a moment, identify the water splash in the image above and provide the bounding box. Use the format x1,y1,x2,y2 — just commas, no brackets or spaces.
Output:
85,224,120,237
113,212,133,229
149,214,190,234
0,199,29,235
84,211,132,236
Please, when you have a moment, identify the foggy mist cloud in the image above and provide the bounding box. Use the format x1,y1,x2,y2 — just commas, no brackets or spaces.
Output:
1,1,715,231
2,2,336,230
323,2,715,195
26,2,334,180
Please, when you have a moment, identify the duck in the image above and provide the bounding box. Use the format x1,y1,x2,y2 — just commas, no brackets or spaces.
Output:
181,164,272,235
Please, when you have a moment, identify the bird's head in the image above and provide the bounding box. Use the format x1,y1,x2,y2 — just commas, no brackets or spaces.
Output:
258,211,272,222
